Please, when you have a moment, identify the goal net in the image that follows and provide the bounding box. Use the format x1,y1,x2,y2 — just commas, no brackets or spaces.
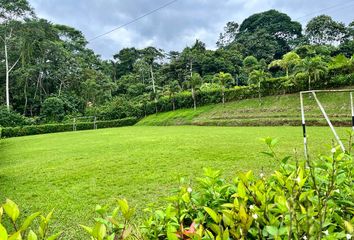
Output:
72,116,97,131
300,89,354,158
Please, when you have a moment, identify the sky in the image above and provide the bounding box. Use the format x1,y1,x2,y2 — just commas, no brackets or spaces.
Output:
28,0,354,59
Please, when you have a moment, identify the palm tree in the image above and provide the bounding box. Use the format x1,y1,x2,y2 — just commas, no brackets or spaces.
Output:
249,70,271,104
188,73,202,110
213,72,234,105
269,51,300,78
296,57,328,90
164,81,181,111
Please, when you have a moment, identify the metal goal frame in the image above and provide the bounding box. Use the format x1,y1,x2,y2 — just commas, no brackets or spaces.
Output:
300,89,354,158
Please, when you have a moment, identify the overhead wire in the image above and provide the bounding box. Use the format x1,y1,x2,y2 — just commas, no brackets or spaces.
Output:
88,0,179,42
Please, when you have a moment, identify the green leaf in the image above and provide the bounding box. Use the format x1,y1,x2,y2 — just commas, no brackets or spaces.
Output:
223,228,229,240
93,222,106,240
3,199,20,223
20,212,41,231
204,207,220,224
0,207,3,223
266,226,279,236
167,225,178,240
46,232,62,240
79,225,93,235
344,220,353,234
181,193,190,203
0,223,8,240
117,199,129,215
27,230,37,240
237,181,247,199
8,231,21,240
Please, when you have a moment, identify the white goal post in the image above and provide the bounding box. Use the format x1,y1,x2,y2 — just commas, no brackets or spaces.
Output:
300,89,354,158
72,116,97,131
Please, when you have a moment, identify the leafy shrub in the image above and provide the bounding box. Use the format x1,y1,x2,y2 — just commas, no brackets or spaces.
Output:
1,118,138,138
0,106,28,127
82,137,354,239
86,97,143,120
41,97,65,122
0,199,61,239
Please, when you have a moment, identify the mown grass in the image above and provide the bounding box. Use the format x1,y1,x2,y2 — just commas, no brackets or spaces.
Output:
0,126,351,239
138,91,354,126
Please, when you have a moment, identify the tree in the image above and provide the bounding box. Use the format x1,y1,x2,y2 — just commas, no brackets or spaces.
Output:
305,15,347,45
216,21,239,48
243,56,259,74
163,80,180,111
40,96,65,122
0,0,34,111
295,56,328,90
188,73,202,110
140,47,164,114
269,51,300,78
235,10,302,59
249,70,270,104
213,72,234,105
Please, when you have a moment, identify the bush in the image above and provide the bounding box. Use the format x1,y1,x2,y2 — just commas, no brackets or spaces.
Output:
81,137,354,239
41,97,65,122
0,199,61,239
1,118,138,138
0,106,28,127
86,97,143,120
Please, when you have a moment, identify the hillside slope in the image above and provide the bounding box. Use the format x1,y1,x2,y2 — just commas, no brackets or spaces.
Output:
137,90,354,126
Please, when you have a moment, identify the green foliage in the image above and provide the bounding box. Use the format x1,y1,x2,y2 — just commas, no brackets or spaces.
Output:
40,97,65,122
0,199,61,240
1,118,137,138
79,138,354,239
80,199,138,240
306,15,347,45
0,105,28,127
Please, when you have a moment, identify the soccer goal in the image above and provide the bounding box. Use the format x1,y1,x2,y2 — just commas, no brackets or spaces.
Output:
300,89,354,158
72,116,97,131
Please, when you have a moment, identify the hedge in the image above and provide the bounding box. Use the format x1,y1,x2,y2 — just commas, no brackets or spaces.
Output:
0,117,138,138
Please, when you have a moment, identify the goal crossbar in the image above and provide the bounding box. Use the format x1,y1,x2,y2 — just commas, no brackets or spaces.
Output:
300,89,354,158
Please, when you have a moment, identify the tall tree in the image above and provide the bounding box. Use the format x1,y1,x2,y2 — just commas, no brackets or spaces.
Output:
163,80,180,111
0,0,34,110
188,72,202,110
235,10,302,59
216,21,239,48
213,72,234,105
140,46,164,114
269,51,300,78
249,70,270,104
296,56,328,90
305,15,347,45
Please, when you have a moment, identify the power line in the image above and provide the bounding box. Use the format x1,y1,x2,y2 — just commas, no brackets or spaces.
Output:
294,0,354,21
88,0,179,42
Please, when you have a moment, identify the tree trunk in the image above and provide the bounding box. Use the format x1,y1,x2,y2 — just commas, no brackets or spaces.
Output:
192,87,196,111
5,41,10,111
308,75,311,91
150,65,158,114
172,97,176,111
222,86,225,105
258,81,261,105
23,78,28,115
286,67,289,79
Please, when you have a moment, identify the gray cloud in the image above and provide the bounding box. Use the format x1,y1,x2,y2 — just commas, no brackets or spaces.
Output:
29,0,354,59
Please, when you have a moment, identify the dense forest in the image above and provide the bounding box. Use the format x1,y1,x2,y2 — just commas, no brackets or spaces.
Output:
1,0,354,127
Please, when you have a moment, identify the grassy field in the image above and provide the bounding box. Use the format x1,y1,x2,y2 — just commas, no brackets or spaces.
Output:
138,91,354,126
0,125,351,239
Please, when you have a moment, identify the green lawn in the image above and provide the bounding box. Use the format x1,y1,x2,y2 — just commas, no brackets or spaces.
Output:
0,126,350,239
138,90,354,126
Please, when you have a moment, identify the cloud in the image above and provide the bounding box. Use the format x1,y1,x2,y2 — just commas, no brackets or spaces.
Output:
28,0,354,59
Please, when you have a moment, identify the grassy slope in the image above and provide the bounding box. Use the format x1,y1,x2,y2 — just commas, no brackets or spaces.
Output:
138,91,353,126
0,126,350,239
